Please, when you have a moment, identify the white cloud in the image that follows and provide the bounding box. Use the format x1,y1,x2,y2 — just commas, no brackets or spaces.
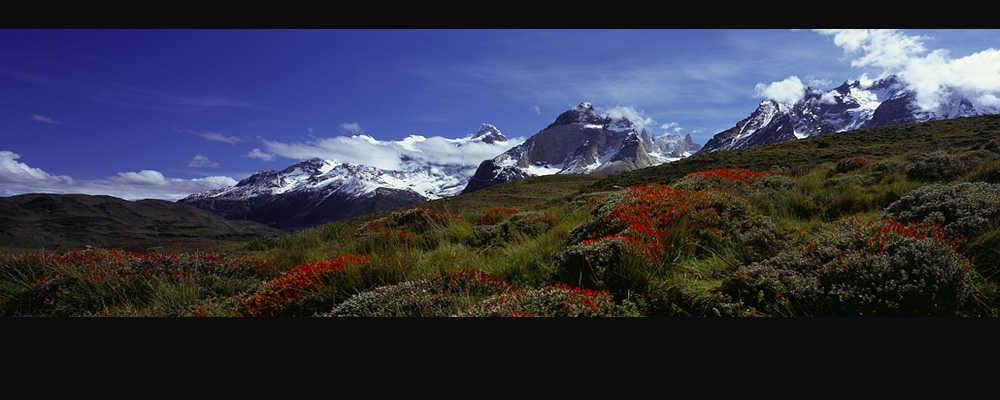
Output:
246,148,275,162
31,114,62,125
814,29,1000,114
257,133,523,171
339,122,364,135
0,151,75,189
816,29,929,72
180,128,243,144
754,76,807,105
188,154,219,168
660,122,683,134
0,150,236,201
601,105,654,132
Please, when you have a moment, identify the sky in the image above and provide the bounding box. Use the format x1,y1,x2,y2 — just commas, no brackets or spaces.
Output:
2,29,999,200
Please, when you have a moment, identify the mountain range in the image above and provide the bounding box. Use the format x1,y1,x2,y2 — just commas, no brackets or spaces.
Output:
180,105,701,230
696,75,994,154
179,75,997,230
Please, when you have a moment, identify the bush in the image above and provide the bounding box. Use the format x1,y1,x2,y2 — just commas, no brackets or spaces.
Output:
565,184,754,260
905,150,998,182
673,168,795,196
229,253,371,317
458,283,641,317
553,236,637,291
718,217,978,316
473,211,561,248
835,155,884,173
356,208,458,253
328,269,517,317
883,182,1000,240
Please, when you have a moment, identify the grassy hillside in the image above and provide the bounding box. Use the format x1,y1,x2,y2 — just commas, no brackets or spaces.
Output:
590,114,1000,191
3,114,1000,317
0,193,287,254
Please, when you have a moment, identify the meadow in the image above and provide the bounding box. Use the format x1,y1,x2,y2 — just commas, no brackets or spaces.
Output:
4,115,1000,317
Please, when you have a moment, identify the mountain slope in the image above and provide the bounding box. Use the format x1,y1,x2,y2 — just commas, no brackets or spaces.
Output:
0,193,286,252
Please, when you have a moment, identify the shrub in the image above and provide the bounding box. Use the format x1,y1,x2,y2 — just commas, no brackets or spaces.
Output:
473,211,561,248
905,150,998,182
458,283,641,317
229,253,371,317
553,236,638,291
835,155,884,173
718,217,978,316
356,207,458,252
673,168,794,196
328,269,517,317
476,208,521,225
883,182,1000,240
565,184,754,261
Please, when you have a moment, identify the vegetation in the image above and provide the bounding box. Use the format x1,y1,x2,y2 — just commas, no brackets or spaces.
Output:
4,114,1000,317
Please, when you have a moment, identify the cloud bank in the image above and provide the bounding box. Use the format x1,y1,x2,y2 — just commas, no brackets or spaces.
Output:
0,151,237,201
248,128,525,171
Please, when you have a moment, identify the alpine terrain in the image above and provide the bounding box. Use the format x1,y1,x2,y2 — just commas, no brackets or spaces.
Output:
179,124,512,230
697,75,997,154
462,102,702,194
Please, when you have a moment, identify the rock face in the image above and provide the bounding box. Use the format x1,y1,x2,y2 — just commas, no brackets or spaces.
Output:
462,102,701,194
697,75,995,155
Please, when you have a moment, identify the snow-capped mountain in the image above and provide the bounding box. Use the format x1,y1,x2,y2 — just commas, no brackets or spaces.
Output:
180,124,509,230
698,75,994,154
462,102,700,194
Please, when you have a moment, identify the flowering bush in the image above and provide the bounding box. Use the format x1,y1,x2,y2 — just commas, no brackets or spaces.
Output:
476,208,521,225
566,184,754,264
458,283,640,317
230,253,370,317
719,216,977,316
673,168,793,196
328,269,517,317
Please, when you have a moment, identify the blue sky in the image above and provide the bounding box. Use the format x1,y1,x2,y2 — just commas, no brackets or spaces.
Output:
2,29,999,200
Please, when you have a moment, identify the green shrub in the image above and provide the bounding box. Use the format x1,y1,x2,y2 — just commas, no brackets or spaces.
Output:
718,217,978,316
835,155,884,174
905,150,998,182
328,269,517,317
458,283,641,317
473,211,561,248
883,182,1000,240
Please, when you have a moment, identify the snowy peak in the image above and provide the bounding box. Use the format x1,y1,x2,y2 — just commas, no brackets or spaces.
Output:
698,74,998,154
181,123,516,229
470,123,508,144
462,102,701,194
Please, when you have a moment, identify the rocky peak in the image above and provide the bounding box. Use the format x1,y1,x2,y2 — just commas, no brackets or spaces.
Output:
471,123,508,144
550,102,609,127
